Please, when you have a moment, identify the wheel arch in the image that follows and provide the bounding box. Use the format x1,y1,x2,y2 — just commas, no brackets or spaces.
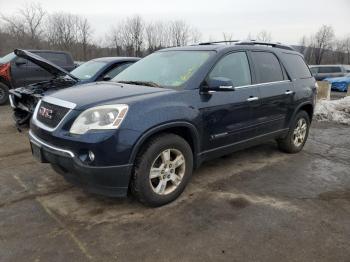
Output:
293,102,314,122
129,122,201,169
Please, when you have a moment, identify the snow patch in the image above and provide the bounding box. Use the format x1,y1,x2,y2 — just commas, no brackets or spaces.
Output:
314,96,350,125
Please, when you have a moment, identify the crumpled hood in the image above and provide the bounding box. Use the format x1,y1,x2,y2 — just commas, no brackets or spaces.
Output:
50,81,173,110
325,76,350,83
14,49,79,81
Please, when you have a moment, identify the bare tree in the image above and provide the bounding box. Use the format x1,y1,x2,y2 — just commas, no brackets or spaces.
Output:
169,20,190,46
190,27,202,44
256,30,272,42
343,36,350,64
313,25,334,65
1,2,45,48
107,26,124,55
145,21,169,52
77,17,91,60
222,32,234,42
298,36,308,55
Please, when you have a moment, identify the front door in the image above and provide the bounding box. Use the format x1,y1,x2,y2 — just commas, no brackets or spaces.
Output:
199,51,261,152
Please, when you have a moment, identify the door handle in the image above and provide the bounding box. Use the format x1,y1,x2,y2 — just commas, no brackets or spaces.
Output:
247,96,259,101
285,90,294,95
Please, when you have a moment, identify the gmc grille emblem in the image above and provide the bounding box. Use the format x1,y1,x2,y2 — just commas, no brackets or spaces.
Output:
39,106,53,119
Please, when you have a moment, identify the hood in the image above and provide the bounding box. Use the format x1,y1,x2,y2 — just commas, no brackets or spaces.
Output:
14,49,79,81
325,76,350,83
50,81,173,109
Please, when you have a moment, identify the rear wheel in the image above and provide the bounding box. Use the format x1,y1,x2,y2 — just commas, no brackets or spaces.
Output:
131,133,193,207
277,110,310,153
0,82,9,105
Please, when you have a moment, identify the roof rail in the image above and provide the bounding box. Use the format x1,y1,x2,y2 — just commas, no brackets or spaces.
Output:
236,41,295,51
197,40,240,45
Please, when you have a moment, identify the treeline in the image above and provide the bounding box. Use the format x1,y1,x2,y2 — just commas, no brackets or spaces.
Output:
0,3,349,65
297,25,350,65
0,3,200,60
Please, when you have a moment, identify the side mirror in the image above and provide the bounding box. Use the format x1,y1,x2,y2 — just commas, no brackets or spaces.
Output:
15,58,27,66
202,77,235,92
103,75,112,81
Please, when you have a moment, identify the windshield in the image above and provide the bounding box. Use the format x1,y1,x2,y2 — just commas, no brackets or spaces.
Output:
113,51,213,88
71,60,107,80
0,52,16,64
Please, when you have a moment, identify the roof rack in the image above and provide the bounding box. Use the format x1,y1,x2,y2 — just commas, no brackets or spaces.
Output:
198,40,240,45
235,41,295,51
196,40,295,51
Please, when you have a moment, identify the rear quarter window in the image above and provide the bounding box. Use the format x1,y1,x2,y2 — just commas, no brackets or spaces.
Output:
319,67,341,73
36,52,71,66
282,53,312,79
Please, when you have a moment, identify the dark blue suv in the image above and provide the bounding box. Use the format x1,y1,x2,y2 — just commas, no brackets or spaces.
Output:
28,41,317,206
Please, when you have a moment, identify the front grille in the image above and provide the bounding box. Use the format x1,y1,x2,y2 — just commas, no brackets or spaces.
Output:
36,101,70,128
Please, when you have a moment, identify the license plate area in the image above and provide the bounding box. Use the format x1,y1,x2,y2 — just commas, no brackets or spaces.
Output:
30,142,44,163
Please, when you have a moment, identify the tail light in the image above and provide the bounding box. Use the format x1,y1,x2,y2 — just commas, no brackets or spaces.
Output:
0,63,11,82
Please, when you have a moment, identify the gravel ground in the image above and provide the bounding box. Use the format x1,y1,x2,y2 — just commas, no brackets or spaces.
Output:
0,105,350,262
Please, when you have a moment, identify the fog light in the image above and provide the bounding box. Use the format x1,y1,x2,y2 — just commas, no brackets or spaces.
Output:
88,151,95,162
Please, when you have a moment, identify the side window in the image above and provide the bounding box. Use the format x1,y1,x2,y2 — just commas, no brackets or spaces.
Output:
310,67,318,75
252,52,284,83
209,52,251,87
282,53,312,79
105,63,133,79
319,67,341,73
39,52,68,66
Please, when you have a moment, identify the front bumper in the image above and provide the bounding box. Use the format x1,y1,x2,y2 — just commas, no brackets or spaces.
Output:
29,130,133,197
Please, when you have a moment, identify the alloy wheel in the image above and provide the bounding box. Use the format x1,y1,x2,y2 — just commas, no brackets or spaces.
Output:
149,148,186,195
292,118,307,147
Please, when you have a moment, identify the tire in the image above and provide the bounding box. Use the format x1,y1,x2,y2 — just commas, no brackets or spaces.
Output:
277,110,310,153
0,82,9,105
131,133,193,207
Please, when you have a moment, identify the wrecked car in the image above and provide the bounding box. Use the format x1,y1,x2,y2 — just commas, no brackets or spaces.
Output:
9,49,139,126
0,49,75,105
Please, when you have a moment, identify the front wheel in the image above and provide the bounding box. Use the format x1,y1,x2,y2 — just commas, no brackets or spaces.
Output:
131,133,193,207
277,110,310,153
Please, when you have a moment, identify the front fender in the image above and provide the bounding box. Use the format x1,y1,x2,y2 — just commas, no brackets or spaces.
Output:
128,121,201,167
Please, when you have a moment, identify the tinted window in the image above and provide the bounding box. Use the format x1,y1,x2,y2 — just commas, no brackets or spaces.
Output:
282,53,311,79
38,52,69,66
104,63,133,79
310,67,318,74
252,52,284,83
209,52,251,86
319,67,341,73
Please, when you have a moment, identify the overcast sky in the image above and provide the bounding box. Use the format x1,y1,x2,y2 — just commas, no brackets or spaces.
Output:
1,0,349,45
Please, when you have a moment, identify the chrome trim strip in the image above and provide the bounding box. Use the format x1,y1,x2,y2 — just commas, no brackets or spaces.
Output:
9,95,15,108
29,130,75,158
42,96,76,109
32,98,74,132
234,80,291,90
199,128,289,156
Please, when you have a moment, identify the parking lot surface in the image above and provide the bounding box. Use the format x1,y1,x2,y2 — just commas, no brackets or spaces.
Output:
1,105,350,262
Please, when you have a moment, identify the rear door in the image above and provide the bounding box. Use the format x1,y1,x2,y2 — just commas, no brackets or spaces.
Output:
251,51,294,135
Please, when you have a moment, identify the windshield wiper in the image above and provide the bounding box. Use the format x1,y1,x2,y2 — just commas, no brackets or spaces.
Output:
117,80,161,88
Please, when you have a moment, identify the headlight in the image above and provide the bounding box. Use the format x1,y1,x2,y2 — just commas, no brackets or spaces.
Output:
70,104,128,134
